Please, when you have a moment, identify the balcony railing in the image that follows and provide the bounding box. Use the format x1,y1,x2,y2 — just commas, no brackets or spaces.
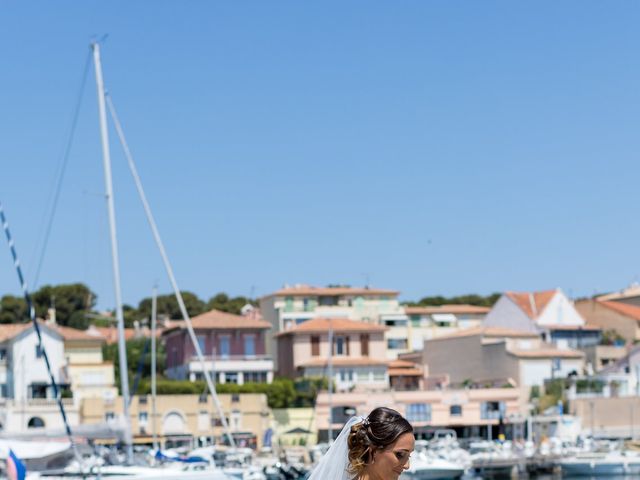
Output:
190,354,273,362
27,398,74,406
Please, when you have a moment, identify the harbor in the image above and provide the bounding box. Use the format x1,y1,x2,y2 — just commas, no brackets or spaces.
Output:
1,3,640,480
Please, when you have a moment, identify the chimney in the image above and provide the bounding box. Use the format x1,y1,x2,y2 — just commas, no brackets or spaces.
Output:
528,293,537,317
47,307,57,325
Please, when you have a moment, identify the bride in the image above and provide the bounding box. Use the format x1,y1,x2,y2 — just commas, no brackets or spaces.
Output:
309,407,414,480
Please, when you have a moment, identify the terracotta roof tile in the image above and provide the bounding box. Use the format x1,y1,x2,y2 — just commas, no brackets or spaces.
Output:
598,301,640,322
505,290,557,319
299,357,388,367
0,323,30,342
388,368,423,376
388,359,418,369
0,322,101,343
276,317,387,337
508,348,584,359
404,305,490,315
89,326,137,344
164,309,271,334
428,326,539,341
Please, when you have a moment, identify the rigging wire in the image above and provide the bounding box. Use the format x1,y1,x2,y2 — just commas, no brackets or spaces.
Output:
0,201,82,463
30,49,92,289
105,92,237,448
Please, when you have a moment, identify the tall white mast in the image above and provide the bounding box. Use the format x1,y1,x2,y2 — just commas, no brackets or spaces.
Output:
327,318,334,441
151,285,158,451
91,41,133,464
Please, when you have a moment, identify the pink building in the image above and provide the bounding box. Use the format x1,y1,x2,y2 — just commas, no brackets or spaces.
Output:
163,309,274,384
276,317,388,391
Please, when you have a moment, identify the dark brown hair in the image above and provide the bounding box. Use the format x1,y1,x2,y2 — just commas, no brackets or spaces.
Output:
347,407,413,478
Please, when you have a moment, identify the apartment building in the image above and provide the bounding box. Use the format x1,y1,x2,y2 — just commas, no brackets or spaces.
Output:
260,285,407,363
276,317,388,391
163,308,274,385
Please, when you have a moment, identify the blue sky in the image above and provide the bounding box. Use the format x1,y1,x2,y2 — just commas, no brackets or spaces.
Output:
0,2,639,309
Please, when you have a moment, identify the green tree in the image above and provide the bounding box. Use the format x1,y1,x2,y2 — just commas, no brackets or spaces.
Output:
406,292,501,307
103,338,166,393
0,295,27,324
137,291,205,320
206,293,253,315
31,283,96,328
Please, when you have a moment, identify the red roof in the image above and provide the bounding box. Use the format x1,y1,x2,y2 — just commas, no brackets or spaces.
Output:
505,290,557,319
429,326,539,341
508,348,584,359
598,301,640,322
89,326,137,344
0,322,101,343
299,357,388,367
276,317,387,336
164,309,271,334
404,305,490,315
264,285,399,298
0,323,30,342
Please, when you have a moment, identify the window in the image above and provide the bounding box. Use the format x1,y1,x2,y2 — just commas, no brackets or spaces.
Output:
219,336,231,358
27,417,45,428
373,369,386,381
138,412,148,424
244,335,256,357
311,336,320,356
0,349,6,360
450,405,462,416
334,336,350,356
198,393,208,403
105,412,115,422
387,338,408,350
0,384,7,398
231,393,240,403
35,345,44,359
197,335,206,354
225,372,239,384
384,319,407,327
406,403,431,423
29,383,48,399
244,372,267,383
319,296,338,306
360,334,369,356
481,401,505,420
198,411,209,431
139,395,148,405
284,296,294,312
410,315,422,327
339,369,354,382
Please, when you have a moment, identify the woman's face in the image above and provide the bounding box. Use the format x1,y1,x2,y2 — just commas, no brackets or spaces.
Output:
370,432,415,480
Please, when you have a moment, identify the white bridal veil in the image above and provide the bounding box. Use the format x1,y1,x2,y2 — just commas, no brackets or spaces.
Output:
308,416,363,480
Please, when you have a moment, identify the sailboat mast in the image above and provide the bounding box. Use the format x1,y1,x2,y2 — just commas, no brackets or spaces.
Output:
327,318,333,441
91,41,134,464
151,286,158,451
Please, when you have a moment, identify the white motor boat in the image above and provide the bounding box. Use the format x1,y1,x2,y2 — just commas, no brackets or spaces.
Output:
559,450,640,476
401,451,465,480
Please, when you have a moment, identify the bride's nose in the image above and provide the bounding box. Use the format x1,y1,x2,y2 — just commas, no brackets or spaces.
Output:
403,459,410,470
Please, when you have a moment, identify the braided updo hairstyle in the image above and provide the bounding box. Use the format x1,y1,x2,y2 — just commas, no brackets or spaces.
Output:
347,407,413,478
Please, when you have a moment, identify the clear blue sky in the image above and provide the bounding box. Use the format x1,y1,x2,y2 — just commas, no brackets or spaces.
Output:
0,2,639,310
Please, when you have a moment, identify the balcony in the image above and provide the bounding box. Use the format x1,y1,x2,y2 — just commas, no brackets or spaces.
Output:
27,398,74,406
190,354,272,362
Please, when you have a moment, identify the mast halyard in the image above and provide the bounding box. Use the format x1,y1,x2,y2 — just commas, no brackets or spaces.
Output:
151,285,158,451
91,41,134,464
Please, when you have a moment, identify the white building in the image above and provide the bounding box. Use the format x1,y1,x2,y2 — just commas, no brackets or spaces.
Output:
403,304,489,350
260,285,408,362
483,289,600,349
